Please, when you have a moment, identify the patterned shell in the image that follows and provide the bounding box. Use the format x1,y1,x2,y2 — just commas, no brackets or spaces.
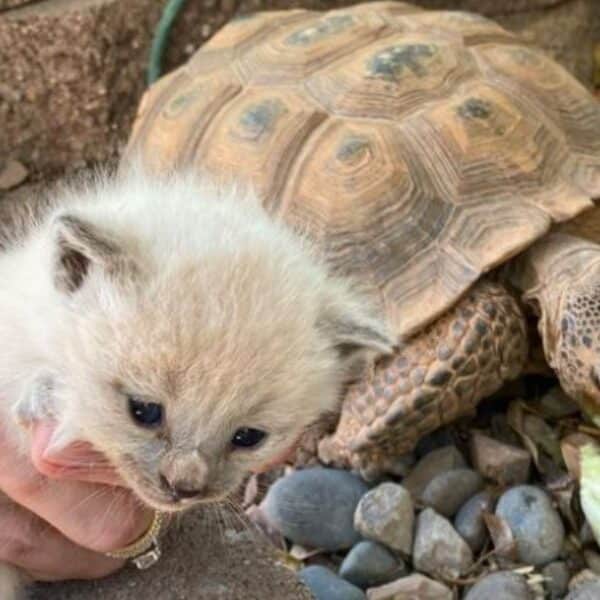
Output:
126,1,600,339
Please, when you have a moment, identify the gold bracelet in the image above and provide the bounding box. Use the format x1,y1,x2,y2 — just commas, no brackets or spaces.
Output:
105,511,165,570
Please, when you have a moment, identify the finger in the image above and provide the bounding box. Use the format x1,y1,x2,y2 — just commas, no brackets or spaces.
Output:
30,422,123,486
0,429,152,555
0,496,124,581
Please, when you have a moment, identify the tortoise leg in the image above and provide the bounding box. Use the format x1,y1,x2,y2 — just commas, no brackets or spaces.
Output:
318,279,528,480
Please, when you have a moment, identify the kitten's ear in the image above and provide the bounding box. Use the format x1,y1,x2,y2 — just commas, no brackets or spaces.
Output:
53,214,125,293
319,284,395,377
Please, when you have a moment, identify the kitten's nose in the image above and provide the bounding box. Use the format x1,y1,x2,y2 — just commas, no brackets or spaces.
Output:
159,474,204,499
159,452,209,500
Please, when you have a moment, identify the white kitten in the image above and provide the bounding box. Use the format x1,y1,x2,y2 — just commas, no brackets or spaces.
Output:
0,166,392,598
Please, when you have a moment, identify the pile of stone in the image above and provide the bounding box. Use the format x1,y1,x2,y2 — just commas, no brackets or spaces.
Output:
245,386,600,599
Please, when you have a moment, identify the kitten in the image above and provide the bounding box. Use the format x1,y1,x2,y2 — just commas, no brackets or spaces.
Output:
0,166,392,598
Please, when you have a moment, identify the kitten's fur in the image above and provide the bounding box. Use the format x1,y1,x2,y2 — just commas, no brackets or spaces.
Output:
0,166,392,598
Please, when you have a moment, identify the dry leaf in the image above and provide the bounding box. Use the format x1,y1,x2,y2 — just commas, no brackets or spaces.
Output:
554,485,581,534
594,42,600,91
243,474,260,508
508,400,541,469
508,400,565,474
0,159,28,190
523,415,563,464
245,504,287,551
482,512,518,561
289,544,323,561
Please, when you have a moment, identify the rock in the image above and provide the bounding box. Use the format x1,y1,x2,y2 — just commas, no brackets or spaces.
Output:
565,580,600,599
367,573,452,600
339,541,406,589
402,446,466,501
262,467,368,551
569,569,600,591
454,490,496,553
538,386,579,418
585,549,600,575
413,508,473,579
470,432,531,486
543,561,570,599
421,468,483,517
299,566,366,600
464,572,533,600
354,482,414,555
580,521,596,546
495,485,565,566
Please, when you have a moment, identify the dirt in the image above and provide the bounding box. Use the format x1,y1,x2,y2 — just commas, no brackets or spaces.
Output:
31,509,314,600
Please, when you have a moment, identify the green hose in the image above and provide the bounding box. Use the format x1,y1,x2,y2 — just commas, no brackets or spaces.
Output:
147,0,189,86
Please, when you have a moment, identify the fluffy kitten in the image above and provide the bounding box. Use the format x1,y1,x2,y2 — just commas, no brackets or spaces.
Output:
0,166,393,598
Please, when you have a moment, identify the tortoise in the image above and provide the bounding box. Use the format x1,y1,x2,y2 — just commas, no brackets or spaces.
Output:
124,1,600,478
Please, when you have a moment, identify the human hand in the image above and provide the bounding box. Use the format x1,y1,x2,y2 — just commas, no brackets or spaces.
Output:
0,421,153,582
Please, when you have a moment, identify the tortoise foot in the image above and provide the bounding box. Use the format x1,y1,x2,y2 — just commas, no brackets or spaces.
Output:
319,279,529,478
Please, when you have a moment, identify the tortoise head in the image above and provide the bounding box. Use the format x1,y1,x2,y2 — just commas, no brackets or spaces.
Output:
550,281,600,427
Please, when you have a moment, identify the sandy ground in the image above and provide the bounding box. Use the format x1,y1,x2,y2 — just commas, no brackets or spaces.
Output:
30,509,313,600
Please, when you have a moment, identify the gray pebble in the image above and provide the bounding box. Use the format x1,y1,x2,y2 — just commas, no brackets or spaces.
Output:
354,482,414,555
543,561,570,599
565,581,600,599
539,386,579,418
469,431,531,486
299,566,366,600
580,522,596,546
421,468,483,517
464,571,532,600
413,508,473,579
262,467,368,551
402,445,466,501
569,569,600,592
454,490,495,553
496,485,565,566
339,540,406,589
584,549,600,575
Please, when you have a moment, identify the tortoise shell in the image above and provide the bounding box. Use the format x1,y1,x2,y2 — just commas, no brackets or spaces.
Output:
125,1,600,339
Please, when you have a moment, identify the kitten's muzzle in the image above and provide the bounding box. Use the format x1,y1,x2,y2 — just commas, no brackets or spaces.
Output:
159,473,204,501
158,451,210,502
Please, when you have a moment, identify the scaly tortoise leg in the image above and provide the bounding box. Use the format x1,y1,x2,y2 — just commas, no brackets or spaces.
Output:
318,279,529,480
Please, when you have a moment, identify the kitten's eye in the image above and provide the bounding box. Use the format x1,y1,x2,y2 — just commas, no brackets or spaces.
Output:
231,428,267,449
128,396,163,428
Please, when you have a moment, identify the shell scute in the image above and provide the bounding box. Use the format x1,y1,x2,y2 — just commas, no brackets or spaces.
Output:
191,87,327,203
237,10,389,85
404,81,592,220
306,33,475,120
128,68,243,172
477,44,600,195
